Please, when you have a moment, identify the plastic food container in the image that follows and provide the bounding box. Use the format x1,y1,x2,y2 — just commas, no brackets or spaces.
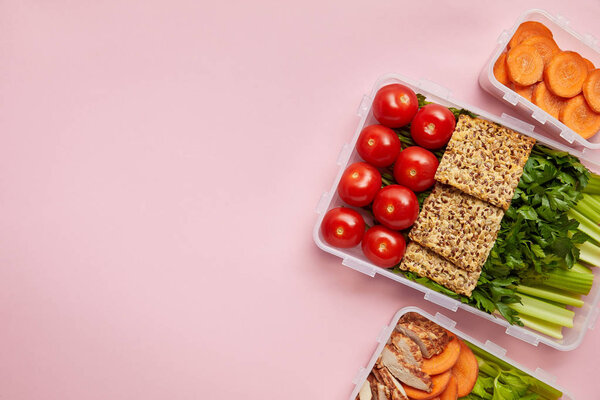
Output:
348,307,573,400
479,8,600,155
313,73,600,351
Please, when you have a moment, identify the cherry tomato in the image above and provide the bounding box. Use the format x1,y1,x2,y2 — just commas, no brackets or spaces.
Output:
361,225,406,268
320,207,365,248
372,185,419,230
372,84,419,128
338,162,382,207
393,147,439,192
356,125,402,167
410,104,456,149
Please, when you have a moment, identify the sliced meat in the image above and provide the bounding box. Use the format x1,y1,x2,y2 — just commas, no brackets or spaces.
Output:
357,379,372,400
379,344,432,392
390,389,406,400
396,312,451,359
372,365,408,400
389,330,423,367
366,375,391,400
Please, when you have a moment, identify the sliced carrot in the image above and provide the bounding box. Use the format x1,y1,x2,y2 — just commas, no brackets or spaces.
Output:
544,51,589,97
584,58,596,72
583,69,600,112
513,83,536,102
559,94,600,139
508,21,553,49
532,81,566,119
521,35,560,66
451,341,478,397
493,53,510,86
506,44,544,86
421,338,461,375
403,370,451,400
439,375,458,400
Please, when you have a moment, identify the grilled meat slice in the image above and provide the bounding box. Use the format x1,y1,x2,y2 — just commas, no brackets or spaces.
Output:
379,344,432,391
396,312,451,359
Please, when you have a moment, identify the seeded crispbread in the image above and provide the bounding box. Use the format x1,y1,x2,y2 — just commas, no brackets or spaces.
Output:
434,115,535,210
408,183,504,271
398,242,480,297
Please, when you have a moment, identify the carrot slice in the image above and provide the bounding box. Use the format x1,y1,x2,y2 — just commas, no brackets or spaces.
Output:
513,83,536,102
451,341,478,397
493,53,510,86
508,21,553,49
583,69,600,112
521,35,560,66
439,375,458,400
506,44,544,86
403,370,451,400
532,81,566,119
421,338,461,375
584,58,596,72
559,94,600,139
544,51,589,97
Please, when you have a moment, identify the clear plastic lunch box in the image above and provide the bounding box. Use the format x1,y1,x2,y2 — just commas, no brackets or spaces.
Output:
479,9,600,153
348,307,573,400
313,73,600,351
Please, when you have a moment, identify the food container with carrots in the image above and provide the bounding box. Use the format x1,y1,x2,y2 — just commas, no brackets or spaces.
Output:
349,308,572,400
480,9,600,153
315,9,600,399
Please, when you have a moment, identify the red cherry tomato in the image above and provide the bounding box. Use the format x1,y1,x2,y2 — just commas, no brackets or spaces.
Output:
361,225,406,268
320,207,365,248
372,185,419,230
410,104,456,149
338,162,382,207
356,125,402,167
372,84,419,128
393,147,439,192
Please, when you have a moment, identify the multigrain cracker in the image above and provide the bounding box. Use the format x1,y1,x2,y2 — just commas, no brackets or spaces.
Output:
408,184,504,271
435,115,535,210
398,242,480,297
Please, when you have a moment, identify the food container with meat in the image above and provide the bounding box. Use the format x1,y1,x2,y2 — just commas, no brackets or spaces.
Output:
349,307,572,400
479,9,600,152
313,73,600,351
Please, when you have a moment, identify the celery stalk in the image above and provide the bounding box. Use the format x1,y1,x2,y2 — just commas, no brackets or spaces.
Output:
587,193,600,207
509,294,574,328
584,174,600,195
517,313,564,340
574,199,600,225
578,240,600,267
515,285,584,307
539,267,593,295
572,262,593,274
582,193,600,218
569,209,600,244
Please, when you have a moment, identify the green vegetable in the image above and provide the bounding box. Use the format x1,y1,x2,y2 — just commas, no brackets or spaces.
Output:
464,341,562,400
516,314,564,339
583,173,600,194
531,263,593,295
578,240,600,266
390,95,599,336
514,285,583,307
508,293,574,328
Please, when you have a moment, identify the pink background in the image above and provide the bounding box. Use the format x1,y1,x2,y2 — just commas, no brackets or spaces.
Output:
1,1,599,398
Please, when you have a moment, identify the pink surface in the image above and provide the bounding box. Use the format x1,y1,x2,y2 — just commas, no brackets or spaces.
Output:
1,1,599,399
